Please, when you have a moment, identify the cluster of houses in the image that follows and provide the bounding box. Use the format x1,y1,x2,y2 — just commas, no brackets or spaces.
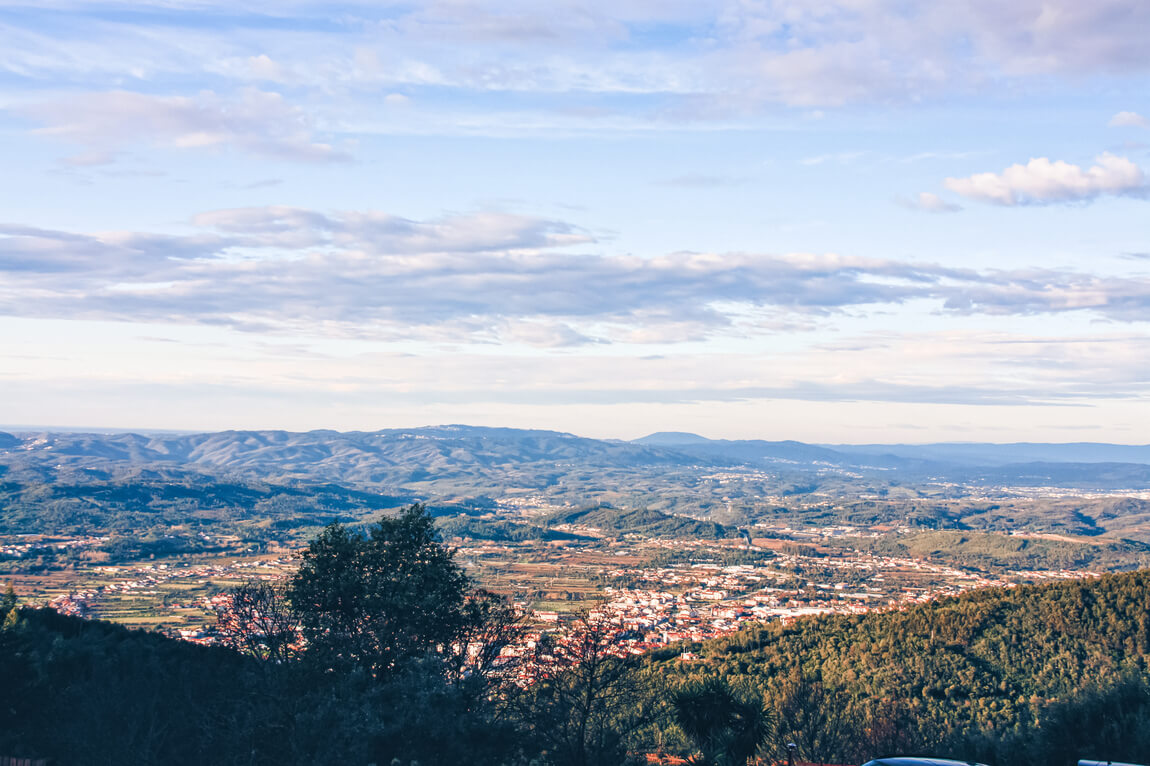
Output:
1,534,109,558
15,517,1108,664
46,591,92,617
507,546,1051,662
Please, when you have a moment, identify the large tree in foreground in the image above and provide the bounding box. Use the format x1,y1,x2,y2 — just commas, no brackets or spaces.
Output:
286,503,473,676
208,503,528,764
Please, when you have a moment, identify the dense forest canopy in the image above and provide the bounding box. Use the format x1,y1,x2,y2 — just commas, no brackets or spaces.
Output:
647,570,1150,764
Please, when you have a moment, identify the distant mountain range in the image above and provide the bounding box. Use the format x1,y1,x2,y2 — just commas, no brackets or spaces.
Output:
2,425,1150,491
634,431,1150,489
637,431,1150,466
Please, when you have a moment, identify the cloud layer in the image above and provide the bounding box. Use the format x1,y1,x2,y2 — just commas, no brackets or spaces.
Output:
4,0,1150,143
2,206,1149,345
900,192,963,213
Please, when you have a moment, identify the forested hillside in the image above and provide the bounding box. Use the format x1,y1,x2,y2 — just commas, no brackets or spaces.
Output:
650,569,1150,764
546,505,732,539
0,474,411,571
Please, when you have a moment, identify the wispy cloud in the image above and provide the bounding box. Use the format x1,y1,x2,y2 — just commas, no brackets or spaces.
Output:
20,89,349,162
236,178,284,190
190,207,595,253
897,151,981,163
9,326,1149,415
655,173,749,188
800,151,867,166
944,153,1148,206
897,192,962,213
4,0,1150,127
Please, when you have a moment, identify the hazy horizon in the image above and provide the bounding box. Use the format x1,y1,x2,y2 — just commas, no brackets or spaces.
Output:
3,421,1149,449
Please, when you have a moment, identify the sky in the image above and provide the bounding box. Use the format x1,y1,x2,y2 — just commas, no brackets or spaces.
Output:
1,0,1149,443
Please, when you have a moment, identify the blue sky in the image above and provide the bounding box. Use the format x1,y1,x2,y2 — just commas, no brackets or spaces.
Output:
1,0,1148,442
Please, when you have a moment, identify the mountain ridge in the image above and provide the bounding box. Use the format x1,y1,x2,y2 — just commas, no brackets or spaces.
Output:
4,425,1150,491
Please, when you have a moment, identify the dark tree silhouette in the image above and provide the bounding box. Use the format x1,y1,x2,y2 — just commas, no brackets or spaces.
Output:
771,668,850,764
520,606,642,766
214,579,300,664
286,503,472,676
446,586,526,687
673,676,773,766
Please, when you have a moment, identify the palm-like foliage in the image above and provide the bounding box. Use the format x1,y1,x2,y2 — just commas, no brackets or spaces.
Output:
673,677,774,766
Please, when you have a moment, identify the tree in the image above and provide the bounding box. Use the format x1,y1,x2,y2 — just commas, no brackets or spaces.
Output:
286,504,473,676
214,579,299,664
1,583,20,631
1017,674,1150,766
520,606,644,766
770,668,851,765
446,587,526,687
204,505,536,763
673,677,773,766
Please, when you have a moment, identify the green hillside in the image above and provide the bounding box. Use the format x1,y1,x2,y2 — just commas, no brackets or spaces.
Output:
546,504,731,539
828,529,1150,572
648,569,1150,765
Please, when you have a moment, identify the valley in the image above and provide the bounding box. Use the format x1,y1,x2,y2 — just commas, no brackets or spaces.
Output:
4,425,1150,646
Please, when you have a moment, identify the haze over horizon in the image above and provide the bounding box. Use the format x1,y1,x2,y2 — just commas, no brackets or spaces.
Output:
3,1,1149,442
3,422,1150,452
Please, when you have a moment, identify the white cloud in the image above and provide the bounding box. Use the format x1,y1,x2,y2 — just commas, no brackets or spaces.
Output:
1110,111,1150,129
944,153,1148,206
899,192,962,213
21,89,349,163
248,54,283,79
